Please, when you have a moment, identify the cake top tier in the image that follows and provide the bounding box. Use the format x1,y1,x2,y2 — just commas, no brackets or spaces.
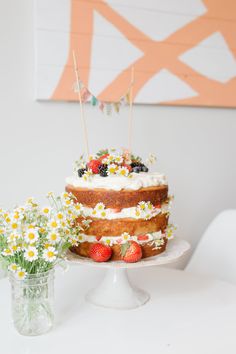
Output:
66,148,167,191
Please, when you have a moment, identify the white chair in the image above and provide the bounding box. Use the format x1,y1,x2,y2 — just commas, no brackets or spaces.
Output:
185,209,236,284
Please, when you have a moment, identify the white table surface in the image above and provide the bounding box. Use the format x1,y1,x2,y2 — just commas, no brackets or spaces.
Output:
1,265,236,354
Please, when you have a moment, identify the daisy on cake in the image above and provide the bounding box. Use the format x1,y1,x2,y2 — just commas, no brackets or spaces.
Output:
66,148,174,263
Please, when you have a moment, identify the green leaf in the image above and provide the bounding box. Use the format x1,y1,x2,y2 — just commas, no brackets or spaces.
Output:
96,149,109,157
120,242,130,257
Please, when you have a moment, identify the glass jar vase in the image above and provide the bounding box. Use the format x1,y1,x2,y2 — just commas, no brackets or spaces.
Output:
9,270,54,336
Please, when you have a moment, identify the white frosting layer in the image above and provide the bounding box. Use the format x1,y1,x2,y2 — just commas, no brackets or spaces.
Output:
66,172,167,191
78,231,165,245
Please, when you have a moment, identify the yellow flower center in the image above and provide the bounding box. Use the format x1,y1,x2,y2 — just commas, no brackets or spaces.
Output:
57,213,63,220
11,223,18,229
11,264,17,271
101,211,106,217
18,271,25,278
28,251,35,257
50,234,57,241
28,233,35,240
43,208,49,214
47,251,54,258
51,221,57,228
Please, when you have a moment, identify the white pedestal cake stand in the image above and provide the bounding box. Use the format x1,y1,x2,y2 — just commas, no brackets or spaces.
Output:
66,238,190,310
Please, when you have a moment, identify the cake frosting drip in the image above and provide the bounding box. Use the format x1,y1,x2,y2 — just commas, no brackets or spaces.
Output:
66,172,167,191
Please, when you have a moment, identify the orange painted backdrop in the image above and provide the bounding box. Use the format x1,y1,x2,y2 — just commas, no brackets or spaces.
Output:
35,0,236,107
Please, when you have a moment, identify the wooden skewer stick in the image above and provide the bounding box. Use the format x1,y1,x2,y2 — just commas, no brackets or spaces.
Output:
72,50,90,158
128,66,135,154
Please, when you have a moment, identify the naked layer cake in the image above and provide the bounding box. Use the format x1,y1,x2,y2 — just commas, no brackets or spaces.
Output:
66,149,174,263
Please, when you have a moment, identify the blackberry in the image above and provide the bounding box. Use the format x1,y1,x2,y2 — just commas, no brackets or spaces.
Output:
132,166,142,173
141,165,149,172
131,162,139,168
78,168,87,177
98,164,108,177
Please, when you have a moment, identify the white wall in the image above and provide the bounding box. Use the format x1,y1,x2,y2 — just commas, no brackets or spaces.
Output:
0,0,236,266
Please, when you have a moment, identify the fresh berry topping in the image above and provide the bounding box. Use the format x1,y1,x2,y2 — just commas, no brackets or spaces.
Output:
87,160,101,174
130,162,140,168
78,168,87,177
122,164,132,172
121,241,142,263
141,165,149,172
155,203,161,209
98,164,108,177
89,243,112,262
95,236,102,241
132,166,142,173
137,235,149,241
98,154,109,162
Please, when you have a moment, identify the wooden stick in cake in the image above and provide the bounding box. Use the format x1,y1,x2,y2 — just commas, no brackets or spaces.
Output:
72,50,90,158
128,66,135,154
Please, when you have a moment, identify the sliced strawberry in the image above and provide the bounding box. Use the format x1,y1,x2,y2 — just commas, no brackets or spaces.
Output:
137,234,149,241
110,208,121,213
89,243,112,262
95,236,102,241
155,203,161,209
98,154,109,162
122,241,142,263
87,159,101,174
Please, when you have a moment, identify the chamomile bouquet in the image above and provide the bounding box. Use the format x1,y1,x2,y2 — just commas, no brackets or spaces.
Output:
0,192,87,280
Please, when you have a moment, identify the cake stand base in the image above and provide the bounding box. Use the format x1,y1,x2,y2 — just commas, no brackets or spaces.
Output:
66,238,190,310
86,268,149,309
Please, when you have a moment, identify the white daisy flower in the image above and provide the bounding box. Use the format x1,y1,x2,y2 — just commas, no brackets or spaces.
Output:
41,206,51,216
107,163,118,175
25,230,39,244
24,246,38,262
56,212,64,221
2,248,14,256
82,169,92,181
74,203,83,213
117,166,129,177
138,201,147,211
69,235,79,246
8,263,18,273
47,231,61,244
10,221,19,230
43,247,58,263
99,210,107,219
48,219,59,229
102,155,114,164
16,269,27,280
121,232,130,242
78,234,85,242
95,203,105,211
114,155,123,164
7,233,19,244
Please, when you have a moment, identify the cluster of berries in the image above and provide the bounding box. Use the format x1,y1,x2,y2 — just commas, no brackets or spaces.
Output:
89,241,142,263
77,152,149,178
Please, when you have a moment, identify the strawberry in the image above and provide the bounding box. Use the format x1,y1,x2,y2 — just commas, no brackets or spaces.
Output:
121,241,142,263
87,159,101,174
122,163,132,172
89,243,112,262
110,208,121,213
98,154,109,162
155,203,161,209
95,236,102,241
137,234,149,241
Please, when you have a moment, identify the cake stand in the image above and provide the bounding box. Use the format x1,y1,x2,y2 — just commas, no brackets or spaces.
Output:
66,238,190,310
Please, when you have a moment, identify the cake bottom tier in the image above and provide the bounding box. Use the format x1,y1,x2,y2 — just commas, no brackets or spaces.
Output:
70,237,168,261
